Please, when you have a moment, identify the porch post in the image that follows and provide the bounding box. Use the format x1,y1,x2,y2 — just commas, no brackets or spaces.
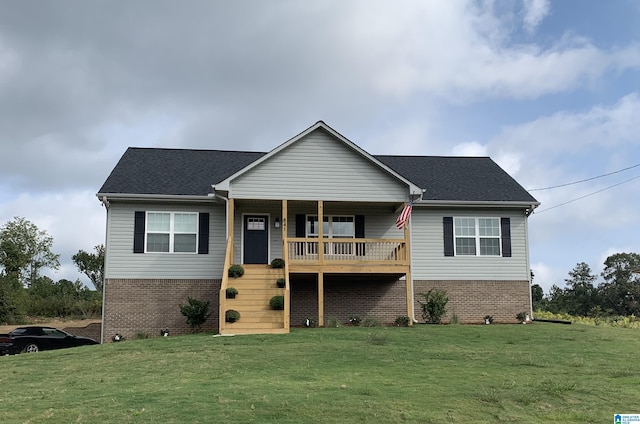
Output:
404,209,413,326
318,272,324,327
281,199,288,263
228,198,235,255
282,200,290,332
317,200,324,264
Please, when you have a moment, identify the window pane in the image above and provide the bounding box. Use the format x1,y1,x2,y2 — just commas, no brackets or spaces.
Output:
455,218,475,236
307,216,318,236
174,213,197,233
147,213,170,232
480,238,500,256
332,216,354,237
174,234,197,253
456,238,476,255
147,233,170,252
479,218,499,237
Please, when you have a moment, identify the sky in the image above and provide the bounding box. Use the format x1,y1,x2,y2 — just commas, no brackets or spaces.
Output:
0,0,638,293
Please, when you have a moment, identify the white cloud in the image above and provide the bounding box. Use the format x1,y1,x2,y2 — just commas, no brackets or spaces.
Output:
451,141,487,157
522,0,551,34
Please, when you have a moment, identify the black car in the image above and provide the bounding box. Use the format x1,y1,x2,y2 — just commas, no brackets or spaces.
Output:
0,326,98,354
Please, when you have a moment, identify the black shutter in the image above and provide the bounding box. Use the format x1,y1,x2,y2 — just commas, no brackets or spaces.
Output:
198,213,210,254
133,211,145,253
355,215,365,256
443,217,454,257
501,217,511,257
355,215,365,238
295,214,306,238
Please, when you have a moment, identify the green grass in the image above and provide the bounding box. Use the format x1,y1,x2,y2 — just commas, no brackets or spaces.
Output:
1,324,639,423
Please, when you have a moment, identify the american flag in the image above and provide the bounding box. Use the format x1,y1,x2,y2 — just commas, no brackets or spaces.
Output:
395,200,413,230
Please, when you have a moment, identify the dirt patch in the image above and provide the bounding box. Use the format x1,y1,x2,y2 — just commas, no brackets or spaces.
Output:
0,319,101,334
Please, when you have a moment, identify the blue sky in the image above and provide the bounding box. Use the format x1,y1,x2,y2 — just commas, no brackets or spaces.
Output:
0,0,638,293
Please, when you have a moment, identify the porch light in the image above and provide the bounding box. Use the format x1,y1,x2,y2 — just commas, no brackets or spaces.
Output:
274,218,280,228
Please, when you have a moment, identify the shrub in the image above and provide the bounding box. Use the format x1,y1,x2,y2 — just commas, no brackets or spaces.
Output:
362,316,381,327
327,317,340,328
418,288,449,324
349,315,361,326
134,332,150,340
484,315,494,324
225,287,238,299
516,311,528,323
395,315,410,327
179,297,211,333
302,318,316,327
228,264,245,278
450,313,459,325
276,278,286,288
269,295,285,310
270,258,285,269
225,309,240,323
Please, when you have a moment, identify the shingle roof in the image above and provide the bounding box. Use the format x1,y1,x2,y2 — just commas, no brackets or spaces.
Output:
98,148,537,204
98,148,266,196
375,155,538,203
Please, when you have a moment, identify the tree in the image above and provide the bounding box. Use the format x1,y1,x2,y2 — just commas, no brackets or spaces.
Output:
0,217,60,287
563,262,598,316
599,252,640,316
72,244,105,291
531,283,546,310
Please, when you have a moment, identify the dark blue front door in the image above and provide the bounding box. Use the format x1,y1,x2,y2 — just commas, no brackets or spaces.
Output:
244,215,269,264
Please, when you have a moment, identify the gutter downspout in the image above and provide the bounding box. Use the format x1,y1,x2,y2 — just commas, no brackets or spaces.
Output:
99,196,110,344
211,189,229,239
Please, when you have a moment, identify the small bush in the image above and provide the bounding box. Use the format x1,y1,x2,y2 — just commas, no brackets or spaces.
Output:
269,295,285,310
179,297,211,333
225,287,238,299
516,311,527,322
450,313,459,325
349,315,361,326
418,288,449,324
362,316,381,327
270,258,285,268
484,315,494,324
302,318,316,327
134,332,150,340
276,278,286,288
395,316,410,327
228,264,245,278
225,309,240,323
327,317,340,328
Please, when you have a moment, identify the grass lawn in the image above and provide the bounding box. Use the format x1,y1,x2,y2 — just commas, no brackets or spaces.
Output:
1,323,638,423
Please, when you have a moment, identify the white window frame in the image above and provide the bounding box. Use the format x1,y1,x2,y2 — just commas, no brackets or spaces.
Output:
145,211,198,254
453,217,501,257
306,215,355,238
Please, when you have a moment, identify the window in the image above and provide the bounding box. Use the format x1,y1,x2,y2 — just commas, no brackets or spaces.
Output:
306,215,354,238
454,217,501,256
146,212,198,253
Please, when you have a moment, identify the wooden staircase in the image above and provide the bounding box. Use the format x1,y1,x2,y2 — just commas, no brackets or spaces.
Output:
220,265,288,335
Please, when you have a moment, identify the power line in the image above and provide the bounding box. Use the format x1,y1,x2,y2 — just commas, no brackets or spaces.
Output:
534,175,640,214
528,163,640,191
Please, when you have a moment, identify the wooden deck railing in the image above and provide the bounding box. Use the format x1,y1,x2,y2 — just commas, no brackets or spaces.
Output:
287,238,408,264
218,237,233,331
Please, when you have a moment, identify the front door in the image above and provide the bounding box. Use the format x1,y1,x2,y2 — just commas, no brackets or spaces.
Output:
244,215,269,264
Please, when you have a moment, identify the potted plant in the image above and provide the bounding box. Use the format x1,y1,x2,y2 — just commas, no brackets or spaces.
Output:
276,278,286,288
484,315,494,325
516,311,527,324
269,295,285,310
225,309,241,323
228,264,245,278
270,258,285,269
226,287,238,299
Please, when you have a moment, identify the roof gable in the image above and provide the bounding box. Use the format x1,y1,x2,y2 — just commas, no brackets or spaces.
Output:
214,121,422,195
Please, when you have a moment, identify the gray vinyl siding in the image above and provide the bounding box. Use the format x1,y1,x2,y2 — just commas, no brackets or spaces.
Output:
230,130,409,202
104,202,226,279
411,208,530,281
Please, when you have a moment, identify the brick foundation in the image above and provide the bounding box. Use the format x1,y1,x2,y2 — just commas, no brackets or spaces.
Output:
103,278,220,342
290,274,407,326
412,280,531,324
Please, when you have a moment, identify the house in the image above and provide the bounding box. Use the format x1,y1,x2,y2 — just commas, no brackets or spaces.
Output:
97,121,539,341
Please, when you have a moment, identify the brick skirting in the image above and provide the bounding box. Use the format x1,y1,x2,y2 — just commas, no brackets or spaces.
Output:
103,278,221,342
412,280,531,324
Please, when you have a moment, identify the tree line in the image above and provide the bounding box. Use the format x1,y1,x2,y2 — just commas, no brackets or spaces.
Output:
0,217,104,324
532,252,640,318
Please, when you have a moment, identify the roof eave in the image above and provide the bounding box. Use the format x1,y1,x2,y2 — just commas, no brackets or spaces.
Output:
96,193,218,203
416,200,540,209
